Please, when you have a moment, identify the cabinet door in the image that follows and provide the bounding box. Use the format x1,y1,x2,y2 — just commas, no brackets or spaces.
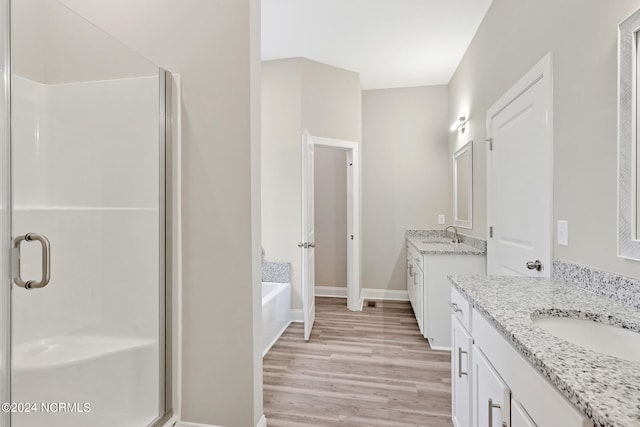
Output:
473,346,511,427
452,316,472,427
414,265,424,336
407,258,414,308
511,399,537,427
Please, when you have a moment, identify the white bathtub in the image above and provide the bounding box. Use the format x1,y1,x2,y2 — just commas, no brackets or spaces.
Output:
262,282,291,357
12,335,158,427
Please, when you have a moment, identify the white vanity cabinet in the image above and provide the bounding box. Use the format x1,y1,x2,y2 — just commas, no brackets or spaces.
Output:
451,316,472,427
407,240,485,349
450,285,593,427
406,242,424,335
472,346,510,427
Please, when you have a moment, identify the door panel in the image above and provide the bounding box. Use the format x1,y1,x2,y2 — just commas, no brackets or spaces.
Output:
473,346,511,427
451,316,472,427
302,130,315,341
512,399,537,427
10,1,164,426
487,57,552,277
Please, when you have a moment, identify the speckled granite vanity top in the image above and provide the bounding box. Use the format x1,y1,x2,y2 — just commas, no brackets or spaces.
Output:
406,229,486,255
448,273,640,427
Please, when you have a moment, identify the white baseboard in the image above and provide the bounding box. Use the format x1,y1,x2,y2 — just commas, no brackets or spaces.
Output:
179,416,265,427
163,415,179,427
360,288,409,301
179,422,222,427
290,308,304,322
315,286,347,298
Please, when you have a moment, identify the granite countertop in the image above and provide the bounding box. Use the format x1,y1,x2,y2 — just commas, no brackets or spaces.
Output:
406,229,486,255
448,274,640,427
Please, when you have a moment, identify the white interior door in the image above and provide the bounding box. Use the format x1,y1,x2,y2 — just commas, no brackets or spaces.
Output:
487,55,553,277
301,130,316,341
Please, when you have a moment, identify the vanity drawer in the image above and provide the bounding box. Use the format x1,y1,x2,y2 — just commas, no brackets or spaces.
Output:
450,286,471,332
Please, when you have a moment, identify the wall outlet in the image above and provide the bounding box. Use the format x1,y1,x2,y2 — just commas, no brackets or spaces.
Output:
438,214,445,225
557,220,569,246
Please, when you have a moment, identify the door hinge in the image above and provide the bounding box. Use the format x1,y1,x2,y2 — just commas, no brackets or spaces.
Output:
485,138,493,151
489,226,493,238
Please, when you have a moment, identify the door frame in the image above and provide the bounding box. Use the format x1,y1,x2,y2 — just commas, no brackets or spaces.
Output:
485,53,554,276
302,131,362,312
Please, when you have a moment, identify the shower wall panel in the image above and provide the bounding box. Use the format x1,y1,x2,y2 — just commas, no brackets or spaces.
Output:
12,74,160,345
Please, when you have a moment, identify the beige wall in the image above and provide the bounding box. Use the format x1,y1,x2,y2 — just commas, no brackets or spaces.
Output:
449,0,640,278
301,59,361,290
262,58,361,308
14,0,156,84
363,86,450,291
57,1,263,426
315,147,348,288
261,59,303,306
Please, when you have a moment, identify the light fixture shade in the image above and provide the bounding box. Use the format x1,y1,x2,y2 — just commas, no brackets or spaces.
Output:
450,116,469,132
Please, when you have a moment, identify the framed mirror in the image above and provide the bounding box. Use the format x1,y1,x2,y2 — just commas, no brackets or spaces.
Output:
453,141,473,229
619,9,640,260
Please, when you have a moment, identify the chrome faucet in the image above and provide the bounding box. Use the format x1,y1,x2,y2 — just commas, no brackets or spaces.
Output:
445,225,461,244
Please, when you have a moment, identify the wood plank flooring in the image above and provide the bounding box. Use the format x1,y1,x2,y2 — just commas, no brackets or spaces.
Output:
263,297,453,427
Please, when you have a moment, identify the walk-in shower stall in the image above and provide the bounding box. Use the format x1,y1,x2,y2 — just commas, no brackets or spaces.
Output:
0,0,172,426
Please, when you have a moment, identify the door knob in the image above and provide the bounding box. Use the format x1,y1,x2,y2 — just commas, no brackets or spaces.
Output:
308,242,315,248
526,260,543,271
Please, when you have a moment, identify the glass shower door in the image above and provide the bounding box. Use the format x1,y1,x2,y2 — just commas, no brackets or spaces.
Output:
8,0,165,426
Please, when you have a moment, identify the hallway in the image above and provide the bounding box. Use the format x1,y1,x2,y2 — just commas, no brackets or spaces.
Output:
263,297,453,426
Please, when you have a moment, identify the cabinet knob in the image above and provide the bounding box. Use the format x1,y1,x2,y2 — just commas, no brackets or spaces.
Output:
449,302,462,313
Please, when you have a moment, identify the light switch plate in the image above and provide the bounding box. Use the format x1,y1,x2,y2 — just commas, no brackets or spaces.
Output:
557,220,569,246
438,214,445,225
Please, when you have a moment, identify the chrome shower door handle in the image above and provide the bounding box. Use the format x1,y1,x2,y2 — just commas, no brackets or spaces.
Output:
13,233,51,289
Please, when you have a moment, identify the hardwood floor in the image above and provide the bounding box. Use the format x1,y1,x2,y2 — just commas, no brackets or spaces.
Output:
263,297,453,427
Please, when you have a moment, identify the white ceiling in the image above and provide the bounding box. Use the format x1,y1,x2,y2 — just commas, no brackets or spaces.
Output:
262,0,493,90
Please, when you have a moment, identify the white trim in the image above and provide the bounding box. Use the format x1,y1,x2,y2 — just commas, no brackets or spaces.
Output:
171,74,183,420
262,320,292,357
485,53,553,277
360,288,409,302
453,140,473,229
179,423,223,427
290,309,304,322
179,419,266,427
304,133,362,312
163,415,179,427
315,286,348,298
618,10,640,260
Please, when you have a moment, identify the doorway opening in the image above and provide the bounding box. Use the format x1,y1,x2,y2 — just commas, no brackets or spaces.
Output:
300,131,361,340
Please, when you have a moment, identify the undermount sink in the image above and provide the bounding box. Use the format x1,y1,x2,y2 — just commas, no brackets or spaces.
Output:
532,315,640,363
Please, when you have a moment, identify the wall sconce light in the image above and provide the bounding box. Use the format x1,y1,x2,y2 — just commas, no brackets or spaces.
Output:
450,116,469,133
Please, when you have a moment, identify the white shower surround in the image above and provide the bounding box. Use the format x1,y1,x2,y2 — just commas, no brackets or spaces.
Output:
11,74,160,426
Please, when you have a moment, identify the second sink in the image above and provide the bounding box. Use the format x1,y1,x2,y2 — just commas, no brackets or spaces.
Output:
532,315,640,363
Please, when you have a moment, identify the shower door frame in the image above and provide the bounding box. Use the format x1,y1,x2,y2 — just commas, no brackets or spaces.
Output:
0,1,175,425
0,0,10,424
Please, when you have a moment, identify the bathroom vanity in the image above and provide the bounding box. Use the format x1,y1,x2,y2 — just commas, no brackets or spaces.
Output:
405,230,486,350
448,271,640,427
